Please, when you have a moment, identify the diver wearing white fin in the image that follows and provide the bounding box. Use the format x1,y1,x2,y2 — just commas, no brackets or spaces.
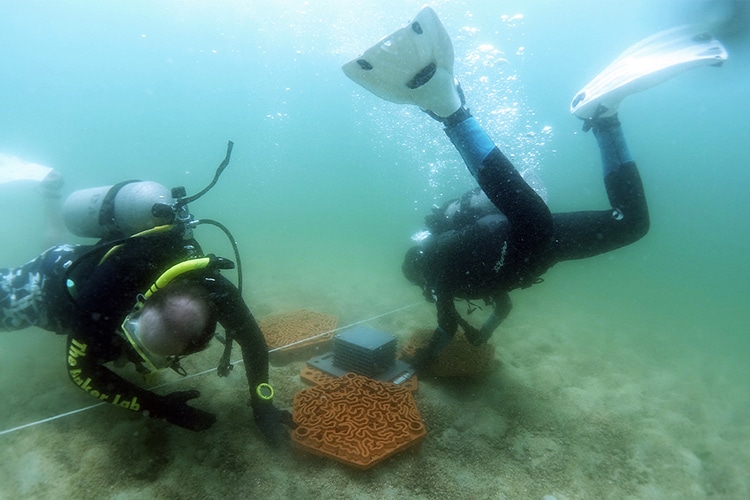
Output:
343,7,727,370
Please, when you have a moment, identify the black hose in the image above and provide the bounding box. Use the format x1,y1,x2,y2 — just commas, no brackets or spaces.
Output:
175,141,234,209
194,218,243,295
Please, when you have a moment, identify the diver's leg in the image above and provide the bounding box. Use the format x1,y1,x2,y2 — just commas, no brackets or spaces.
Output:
444,111,554,271
0,255,47,331
0,244,81,332
551,116,650,261
557,23,728,260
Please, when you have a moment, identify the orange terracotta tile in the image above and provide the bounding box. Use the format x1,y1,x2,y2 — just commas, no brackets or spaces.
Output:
292,373,425,469
401,328,497,377
260,309,338,362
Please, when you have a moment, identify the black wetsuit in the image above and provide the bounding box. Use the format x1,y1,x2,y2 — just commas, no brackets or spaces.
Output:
2,224,273,431
405,113,649,362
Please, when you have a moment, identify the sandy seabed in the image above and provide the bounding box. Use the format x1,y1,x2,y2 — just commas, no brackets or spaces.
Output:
1,251,748,500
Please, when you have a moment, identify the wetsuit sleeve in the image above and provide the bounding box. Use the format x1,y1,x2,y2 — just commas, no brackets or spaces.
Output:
66,331,216,431
434,293,459,339
455,291,512,346
209,276,294,443
208,275,270,406
66,332,168,415
406,293,458,370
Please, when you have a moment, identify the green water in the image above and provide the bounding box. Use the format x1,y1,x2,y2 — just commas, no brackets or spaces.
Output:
1,1,748,498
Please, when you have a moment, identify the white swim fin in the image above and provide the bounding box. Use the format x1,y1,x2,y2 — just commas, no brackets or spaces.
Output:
0,153,55,185
571,26,728,119
342,6,462,118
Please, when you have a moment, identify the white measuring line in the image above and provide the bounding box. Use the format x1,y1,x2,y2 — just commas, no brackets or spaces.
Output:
0,301,422,436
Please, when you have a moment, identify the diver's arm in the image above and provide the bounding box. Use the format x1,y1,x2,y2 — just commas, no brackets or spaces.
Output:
456,291,512,346
208,276,270,403
226,313,271,406
407,293,459,370
483,291,512,336
435,293,460,341
417,290,511,363
65,333,215,431
210,276,293,444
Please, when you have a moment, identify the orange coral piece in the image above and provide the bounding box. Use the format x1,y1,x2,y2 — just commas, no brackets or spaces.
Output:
402,328,496,377
299,365,419,393
292,373,426,469
260,309,338,352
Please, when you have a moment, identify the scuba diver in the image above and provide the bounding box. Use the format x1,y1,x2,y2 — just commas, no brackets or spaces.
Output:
0,143,294,441
342,7,727,369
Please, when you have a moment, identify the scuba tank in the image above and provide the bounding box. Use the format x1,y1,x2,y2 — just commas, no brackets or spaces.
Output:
424,187,506,235
63,181,175,238
62,142,242,377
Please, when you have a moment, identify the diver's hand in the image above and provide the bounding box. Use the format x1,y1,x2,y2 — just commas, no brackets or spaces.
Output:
252,401,295,446
160,390,217,432
404,345,438,372
405,326,452,372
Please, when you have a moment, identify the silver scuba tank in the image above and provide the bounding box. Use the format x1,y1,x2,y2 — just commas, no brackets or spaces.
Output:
63,181,175,238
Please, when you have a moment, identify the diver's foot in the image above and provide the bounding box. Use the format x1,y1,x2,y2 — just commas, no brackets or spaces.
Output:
580,112,621,133
422,80,470,125
421,78,466,120
573,100,619,121
402,347,435,373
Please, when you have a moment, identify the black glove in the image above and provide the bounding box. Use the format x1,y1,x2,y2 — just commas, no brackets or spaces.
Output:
252,401,295,446
458,318,492,347
159,390,216,432
405,326,453,372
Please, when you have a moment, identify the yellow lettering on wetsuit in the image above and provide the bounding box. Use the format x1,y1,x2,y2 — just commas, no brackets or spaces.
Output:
67,338,87,366
66,338,141,411
112,394,141,411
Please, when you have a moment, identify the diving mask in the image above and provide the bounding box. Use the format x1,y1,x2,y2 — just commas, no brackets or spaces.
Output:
120,305,185,374
118,256,232,375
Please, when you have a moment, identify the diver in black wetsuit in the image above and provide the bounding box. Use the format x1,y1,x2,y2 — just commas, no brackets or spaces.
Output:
399,110,648,367
1,150,293,441
342,7,725,370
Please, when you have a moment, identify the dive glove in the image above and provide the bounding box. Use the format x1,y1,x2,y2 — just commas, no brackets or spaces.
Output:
252,401,295,446
159,390,216,432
